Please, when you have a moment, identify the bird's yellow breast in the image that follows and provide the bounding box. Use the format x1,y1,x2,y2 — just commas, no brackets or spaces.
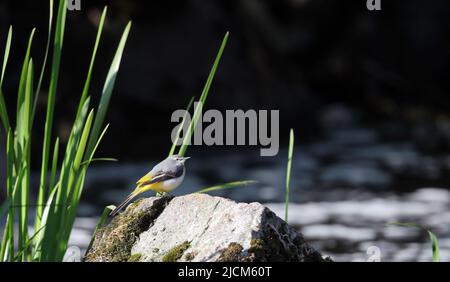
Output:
137,174,184,193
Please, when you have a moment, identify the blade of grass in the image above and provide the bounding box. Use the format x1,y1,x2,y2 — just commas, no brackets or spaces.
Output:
3,163,26,261
0,26,12,87
32,0,54,120
61,125,112,248
178,32,229,157
42,97,90,260
73,110,94,171
428,230,440,262
1,129,14,261
75,6,107,118
32,182,61,260
86,124,109,162
48,21,130,258
16,31,35,144
0,198,11,260
85,21,131,158
14,224,46,262
388,222,440,262
40,8,107,260
195,180,257,194
16,58,34,261
59,170,85,259
37,0,67,231
56,110,95,253
48,137,60,196
285,129,294,223
39,5,105,260
80,157,117,166
169,96,194,156
0,25,12,130
33,137,59,235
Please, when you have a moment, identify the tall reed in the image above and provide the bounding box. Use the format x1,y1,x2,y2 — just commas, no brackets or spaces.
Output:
0,0,131,261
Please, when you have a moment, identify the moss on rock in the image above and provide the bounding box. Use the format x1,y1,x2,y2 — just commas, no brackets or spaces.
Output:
84,196,173,262
128,253,142,262
162,241,190,262
217,243,244,262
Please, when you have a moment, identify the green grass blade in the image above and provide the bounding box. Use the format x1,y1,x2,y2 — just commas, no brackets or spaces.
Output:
2,129,14,260
16,28,35,118
85,21,131,158
0,25,12,87
58,124,112,252
0,89,10,131
285,129,294,223
427,230,440,262
38,0,67,224
15,59,34,261
16,30,35,143
0,25,12,130
32,182,61,260
178,32,229,157
73,109,94,171
32,0,54,120
40,97,90,261
1,160,25,261
388,222,440,262
87,124,109,162
75,6,107,118
58,109,95,243
17,58,34,142
34,0,55,226
0,198,11,260
5,129,13,195
48,138,60,195
35,137,59,230
195,180,257,194
80,157,117,166
47,21,129,259
54,97,90,215
59,171,85,259
57,107,94,243
14,224,46,262
169,96,194,156
10,163,27,260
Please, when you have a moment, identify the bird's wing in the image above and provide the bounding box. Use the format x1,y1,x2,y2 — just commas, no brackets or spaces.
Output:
138,170,178,187
136,171,154,186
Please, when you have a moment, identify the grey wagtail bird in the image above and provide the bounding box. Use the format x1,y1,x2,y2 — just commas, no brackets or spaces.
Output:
109,155,190,216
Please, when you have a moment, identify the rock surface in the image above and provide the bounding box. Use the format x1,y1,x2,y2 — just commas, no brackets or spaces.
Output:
84,194,327,262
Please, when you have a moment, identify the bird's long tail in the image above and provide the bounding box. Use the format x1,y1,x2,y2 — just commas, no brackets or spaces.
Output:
109,191,139,217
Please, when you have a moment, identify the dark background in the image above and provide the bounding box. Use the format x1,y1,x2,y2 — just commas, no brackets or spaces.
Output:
1,0,449,162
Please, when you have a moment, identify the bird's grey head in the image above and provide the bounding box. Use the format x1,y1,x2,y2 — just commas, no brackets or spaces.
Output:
169,155,190,165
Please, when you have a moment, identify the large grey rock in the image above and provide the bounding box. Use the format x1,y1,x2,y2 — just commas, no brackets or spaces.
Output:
85,194,328,262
